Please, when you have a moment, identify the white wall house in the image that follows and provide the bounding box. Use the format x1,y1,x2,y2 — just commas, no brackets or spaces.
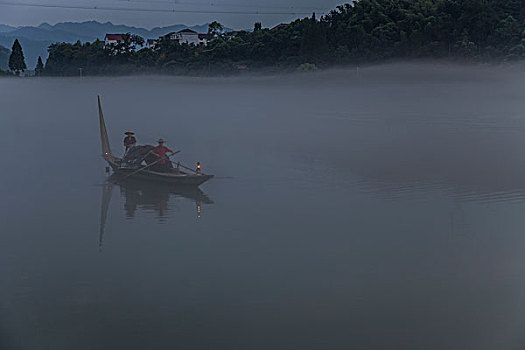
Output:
163,29,207,46
177,29,199,45
104,34,125,48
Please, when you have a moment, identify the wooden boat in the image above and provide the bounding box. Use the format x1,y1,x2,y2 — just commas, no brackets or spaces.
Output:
98,96,214,186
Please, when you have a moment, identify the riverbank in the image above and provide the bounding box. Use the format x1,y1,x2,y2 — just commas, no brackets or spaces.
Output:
2,57,524,79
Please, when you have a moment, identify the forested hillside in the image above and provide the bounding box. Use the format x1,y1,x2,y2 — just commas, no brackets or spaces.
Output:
43,0,525,76
0,21,219,68
0,44,9,70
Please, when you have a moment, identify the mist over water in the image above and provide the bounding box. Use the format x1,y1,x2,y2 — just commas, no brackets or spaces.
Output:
2,63,525,349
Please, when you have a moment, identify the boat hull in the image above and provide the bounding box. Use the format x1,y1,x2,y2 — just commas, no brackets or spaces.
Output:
111,165,213,186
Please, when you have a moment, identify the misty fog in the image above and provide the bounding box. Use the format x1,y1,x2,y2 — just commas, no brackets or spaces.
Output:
2,63,525,349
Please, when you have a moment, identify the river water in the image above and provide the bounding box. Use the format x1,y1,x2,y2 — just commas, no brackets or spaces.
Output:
1,63,525,349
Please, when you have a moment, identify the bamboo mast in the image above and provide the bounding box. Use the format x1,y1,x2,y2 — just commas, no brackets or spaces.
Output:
98,95,112,159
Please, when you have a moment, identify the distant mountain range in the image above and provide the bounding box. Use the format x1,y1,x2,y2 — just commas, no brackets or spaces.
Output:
0,24,17,33
0,21,223,68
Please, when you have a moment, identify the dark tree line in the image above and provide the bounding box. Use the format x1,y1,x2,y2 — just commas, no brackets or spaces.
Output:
324,0,525,60
42,0,525,76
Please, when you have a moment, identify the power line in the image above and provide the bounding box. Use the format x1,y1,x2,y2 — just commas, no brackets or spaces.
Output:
0,1,320,15
117,0,326,11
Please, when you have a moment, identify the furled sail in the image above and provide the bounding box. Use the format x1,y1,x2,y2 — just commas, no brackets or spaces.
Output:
98,96,112,159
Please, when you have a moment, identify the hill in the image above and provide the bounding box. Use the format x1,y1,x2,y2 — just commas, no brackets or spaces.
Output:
44,0,525,77
0,21,218,67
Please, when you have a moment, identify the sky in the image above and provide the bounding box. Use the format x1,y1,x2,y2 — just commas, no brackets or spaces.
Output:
0,0,343,29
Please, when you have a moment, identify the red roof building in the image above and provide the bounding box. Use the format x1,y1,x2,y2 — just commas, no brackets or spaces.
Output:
104,33,125,48
271,23,288,31
104,34,126,50
105,34,124,41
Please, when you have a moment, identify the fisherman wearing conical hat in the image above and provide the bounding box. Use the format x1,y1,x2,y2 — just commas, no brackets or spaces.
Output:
152,138,175,172
123,131,137,152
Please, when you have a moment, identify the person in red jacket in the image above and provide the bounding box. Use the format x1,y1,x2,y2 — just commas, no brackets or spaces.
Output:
151,138,175,172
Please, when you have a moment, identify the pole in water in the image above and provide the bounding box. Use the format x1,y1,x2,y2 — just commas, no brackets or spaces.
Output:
78,67,83,79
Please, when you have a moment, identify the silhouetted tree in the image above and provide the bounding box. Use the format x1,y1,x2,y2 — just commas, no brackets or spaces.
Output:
208,21,224,39
35,56,44,75
9,39,26,75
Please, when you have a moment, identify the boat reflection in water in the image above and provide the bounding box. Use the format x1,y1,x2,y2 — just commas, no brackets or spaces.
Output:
98,174,213,247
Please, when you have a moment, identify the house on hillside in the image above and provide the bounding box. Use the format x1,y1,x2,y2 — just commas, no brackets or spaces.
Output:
160,29,208,46
177,29,199,45
104,34,125,48
271,23,288,31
